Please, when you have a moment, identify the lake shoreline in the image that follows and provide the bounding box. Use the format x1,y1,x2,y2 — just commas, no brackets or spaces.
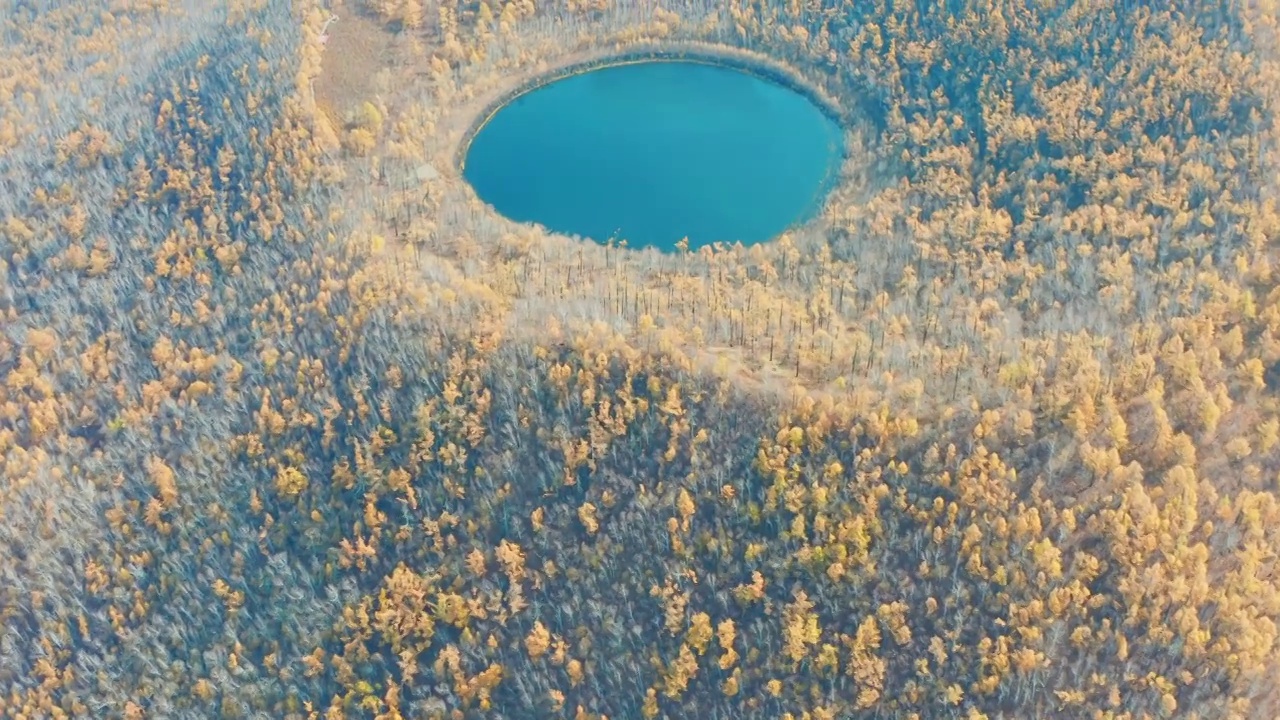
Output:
461,56,845,249
452,42,849,175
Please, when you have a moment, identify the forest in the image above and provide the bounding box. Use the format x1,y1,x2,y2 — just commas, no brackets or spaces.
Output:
0,0,1278,718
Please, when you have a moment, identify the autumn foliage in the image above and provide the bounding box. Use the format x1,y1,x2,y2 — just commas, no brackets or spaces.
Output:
0,0,1278,718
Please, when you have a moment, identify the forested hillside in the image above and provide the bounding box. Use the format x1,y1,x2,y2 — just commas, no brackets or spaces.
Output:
1,0,1278,718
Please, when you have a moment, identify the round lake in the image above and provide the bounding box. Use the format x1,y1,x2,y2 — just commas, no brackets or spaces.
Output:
462,61,844,251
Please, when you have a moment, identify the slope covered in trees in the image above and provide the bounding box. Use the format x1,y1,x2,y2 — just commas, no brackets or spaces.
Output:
1,0,1279,718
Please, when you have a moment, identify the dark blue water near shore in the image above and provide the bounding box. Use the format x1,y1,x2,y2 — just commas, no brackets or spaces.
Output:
463,61,843,251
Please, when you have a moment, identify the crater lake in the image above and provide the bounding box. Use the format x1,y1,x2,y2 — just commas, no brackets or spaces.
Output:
462,60,844,251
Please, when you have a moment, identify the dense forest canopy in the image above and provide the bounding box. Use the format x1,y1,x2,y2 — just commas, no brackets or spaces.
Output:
0,0,1279,718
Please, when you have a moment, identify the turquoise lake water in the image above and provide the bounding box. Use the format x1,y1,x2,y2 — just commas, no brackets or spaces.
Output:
462,61,844,251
